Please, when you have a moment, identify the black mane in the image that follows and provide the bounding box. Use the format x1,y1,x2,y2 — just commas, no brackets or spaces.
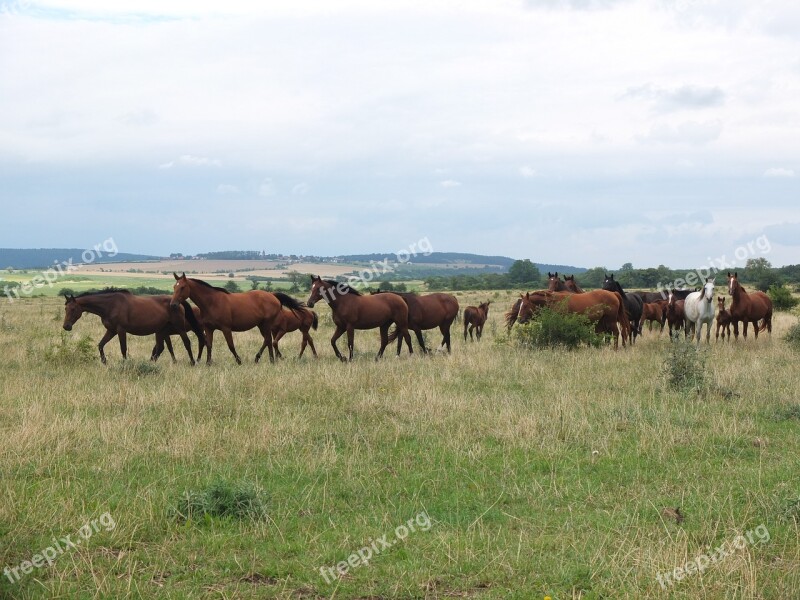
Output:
190,278,230,294
323,279,362,296
77,288,131,297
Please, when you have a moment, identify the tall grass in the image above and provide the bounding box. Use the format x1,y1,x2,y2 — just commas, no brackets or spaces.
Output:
1,295,799,599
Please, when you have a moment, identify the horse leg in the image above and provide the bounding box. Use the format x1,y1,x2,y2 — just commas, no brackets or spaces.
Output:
742,321,749,339
440,323,451,353
176,330,195,365
330,325,346,362
377,324,390,361
306,331,318,358
414,327,427,354
204,329,215,364
346,325,355,361
164,335,178,363
118,331,128,360
220,328,242,364
272,330,285,359
151,335,164,361
464,320,468,342
97,328,116,364
254,324,274,363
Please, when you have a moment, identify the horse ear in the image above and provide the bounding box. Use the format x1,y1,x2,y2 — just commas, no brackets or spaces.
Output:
173,272,180,280
734,272,738,278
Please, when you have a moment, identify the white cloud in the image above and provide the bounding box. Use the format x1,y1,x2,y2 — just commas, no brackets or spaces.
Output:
519,165,537,178
763,167,795,178
216,183,240,194
440,180,462,188
158,155,221,169
291,182,310,195
637,120,723,146
624,83,725,113
258,178,276,197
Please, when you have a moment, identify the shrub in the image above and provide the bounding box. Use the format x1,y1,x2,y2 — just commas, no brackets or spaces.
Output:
44,332,95,365
662,340,707,394
514,305,601,350
169,478,269,523
224,281,240,293
768,284,799,311
784,321,800,352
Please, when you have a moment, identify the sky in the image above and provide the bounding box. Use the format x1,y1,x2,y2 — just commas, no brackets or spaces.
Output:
1,0,799,269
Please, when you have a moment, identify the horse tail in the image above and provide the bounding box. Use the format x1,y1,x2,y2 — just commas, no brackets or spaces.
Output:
387,325,399,344
613,292,631,342
181,301,207,347
311,311,319,331
505,299,521,330
757,318,768,333
273,291,304,315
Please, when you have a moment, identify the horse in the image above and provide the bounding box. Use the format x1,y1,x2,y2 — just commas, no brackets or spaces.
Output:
170,273,304,364
563,275,584,293
515,290,630,348
464,302,491,341
151,304,206,362
641,301,667,334
271,304,319,359
683,278,716,344
602,274,644,343
726,272,773,340
377,291,459,353
547,272,567,292
716,296,732,341
62,290,205,364
306,276,413,361
666,293,694,340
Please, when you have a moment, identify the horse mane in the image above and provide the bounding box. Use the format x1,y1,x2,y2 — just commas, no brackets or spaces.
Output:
77,288,131,297
189,278,230,294
323,279,362,296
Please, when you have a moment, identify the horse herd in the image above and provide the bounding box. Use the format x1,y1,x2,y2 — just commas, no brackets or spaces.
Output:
59,271,773,365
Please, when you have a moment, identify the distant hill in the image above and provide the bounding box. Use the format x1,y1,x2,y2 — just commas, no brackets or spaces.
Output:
0,248,159,269
337,252,586,274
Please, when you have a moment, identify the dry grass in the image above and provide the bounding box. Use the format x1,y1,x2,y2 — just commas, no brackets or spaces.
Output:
1,293,799,598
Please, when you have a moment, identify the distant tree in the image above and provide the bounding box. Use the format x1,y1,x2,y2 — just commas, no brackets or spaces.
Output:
620,262,634,272
250,279,260,290
580,267,608,289
378,280,395,291
286,271,312,292
224,281,240,293
508,259,541,286
58,288,76,297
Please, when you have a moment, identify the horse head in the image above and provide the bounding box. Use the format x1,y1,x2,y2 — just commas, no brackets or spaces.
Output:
62,294,82,331
171,272,190,308
727,272,739,296
307,275,330,308
717,296,726,312
702,278,715,303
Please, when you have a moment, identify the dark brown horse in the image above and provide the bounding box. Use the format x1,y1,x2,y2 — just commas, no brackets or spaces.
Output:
515,290,630,348
377,291,459,353
271,305,319,359
152,304,206,362
547,273,584,293
464,302,491,341
716,296,732,341
306,276,413,361
62,290,205,364
726,272,772,340
563,275,584,293
603,274,644,343
641,301,667,334
666,293,694,340
170,273,304,364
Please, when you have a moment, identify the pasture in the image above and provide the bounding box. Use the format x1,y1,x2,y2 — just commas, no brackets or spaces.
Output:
1,290,800,599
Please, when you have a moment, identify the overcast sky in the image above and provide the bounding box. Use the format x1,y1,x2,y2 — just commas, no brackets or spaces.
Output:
1,0,799,269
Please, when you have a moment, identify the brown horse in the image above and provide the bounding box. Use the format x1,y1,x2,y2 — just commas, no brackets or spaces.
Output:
547,273,584,293
641,301,667,334
306,276,413,361
716,296,732,341
515,290,630,348
666,293,694,340
564,275,584,293
726,272,772,340
63,290,205,364
170,273,304,364
464,302,491,341
151,304,206,362
378,291,460,353
271,305,319,359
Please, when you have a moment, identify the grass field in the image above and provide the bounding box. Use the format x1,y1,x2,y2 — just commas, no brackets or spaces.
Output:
1,290,799,599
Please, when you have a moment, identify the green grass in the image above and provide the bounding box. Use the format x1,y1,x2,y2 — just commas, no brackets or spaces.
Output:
1,293,799,598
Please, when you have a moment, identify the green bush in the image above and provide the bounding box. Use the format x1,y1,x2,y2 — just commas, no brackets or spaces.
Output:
768,284,799,311
44,332,95,365
783,321,800,352
662,340,707,394
169,478,269,523
514,305,601,350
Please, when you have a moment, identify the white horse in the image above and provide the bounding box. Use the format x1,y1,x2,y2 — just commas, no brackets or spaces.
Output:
684,278,716,344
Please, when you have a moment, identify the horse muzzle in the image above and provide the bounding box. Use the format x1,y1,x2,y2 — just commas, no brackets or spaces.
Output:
307,300,315,308
63,324,72,331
